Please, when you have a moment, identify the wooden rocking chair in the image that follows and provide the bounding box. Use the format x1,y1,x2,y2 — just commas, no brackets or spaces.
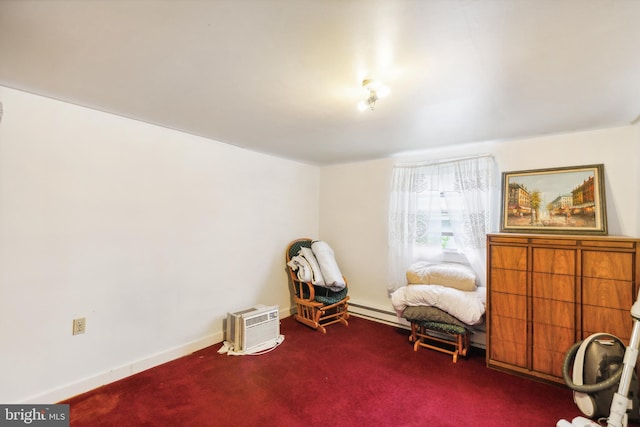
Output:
285,238,349,333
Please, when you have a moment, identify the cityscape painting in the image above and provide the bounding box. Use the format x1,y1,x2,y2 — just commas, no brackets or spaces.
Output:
500,164,607,235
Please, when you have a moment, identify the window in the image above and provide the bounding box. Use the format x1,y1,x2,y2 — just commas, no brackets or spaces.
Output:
415,192,460,256
388,155,496,291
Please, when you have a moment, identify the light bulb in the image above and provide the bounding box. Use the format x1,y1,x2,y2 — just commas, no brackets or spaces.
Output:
376,85,390,99
358,79,388,111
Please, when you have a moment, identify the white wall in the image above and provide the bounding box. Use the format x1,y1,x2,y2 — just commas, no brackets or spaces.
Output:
0,86,319,403
319,158,393,311
319,125,640,314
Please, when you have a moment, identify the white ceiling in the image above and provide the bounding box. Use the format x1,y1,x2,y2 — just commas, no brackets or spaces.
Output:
1,0,640,165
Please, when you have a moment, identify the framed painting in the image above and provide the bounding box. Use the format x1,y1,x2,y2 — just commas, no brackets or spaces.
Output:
500,164,607,235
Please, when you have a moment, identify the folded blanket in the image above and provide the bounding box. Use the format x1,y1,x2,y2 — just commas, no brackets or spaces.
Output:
406,261,477,291
311,241,346,292
391,285,485,326
286,255,313,283
299,247,326,287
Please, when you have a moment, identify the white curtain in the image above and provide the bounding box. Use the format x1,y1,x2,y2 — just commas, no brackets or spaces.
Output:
388,155,496,292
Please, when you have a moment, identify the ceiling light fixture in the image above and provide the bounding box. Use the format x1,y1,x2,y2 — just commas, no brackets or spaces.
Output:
358,79,389,111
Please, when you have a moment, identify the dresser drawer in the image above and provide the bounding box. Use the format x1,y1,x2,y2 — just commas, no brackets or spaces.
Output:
582,277,632,310
490,269,527,295
532,272,575,302
582,306,632,342
491,292,526,319
582,251,633,280
490,245,527,270
532,299,574,329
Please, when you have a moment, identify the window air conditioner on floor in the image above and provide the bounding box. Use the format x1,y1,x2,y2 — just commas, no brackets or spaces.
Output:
226,305,280,354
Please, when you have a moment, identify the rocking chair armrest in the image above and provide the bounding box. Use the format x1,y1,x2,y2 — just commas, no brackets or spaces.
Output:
294,279,316,301
295,296,324,308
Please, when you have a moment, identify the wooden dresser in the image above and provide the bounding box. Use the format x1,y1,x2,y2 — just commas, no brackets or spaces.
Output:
486,233,640,384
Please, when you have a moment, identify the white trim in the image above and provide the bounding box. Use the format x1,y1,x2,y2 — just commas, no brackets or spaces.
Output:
24,308,294,404
22,333,223,404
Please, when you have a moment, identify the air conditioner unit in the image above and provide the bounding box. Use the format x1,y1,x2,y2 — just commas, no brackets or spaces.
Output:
226,305,280,354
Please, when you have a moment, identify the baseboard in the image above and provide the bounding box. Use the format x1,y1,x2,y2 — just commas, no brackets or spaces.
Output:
27,307,294,404
23,332,223,404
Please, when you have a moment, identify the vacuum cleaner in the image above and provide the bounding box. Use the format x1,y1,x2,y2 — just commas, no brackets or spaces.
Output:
558,294,640,427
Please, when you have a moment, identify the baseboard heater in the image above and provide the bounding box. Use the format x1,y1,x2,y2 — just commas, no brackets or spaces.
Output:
348,302,411,328
348,302,486,349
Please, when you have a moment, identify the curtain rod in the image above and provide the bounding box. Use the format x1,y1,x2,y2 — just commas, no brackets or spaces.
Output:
393,153,493,168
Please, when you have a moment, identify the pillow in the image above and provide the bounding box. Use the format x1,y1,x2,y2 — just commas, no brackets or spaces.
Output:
406,261,477,291
402,306,467,328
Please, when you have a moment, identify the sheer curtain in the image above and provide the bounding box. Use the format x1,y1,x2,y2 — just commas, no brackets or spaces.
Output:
388,155,496,292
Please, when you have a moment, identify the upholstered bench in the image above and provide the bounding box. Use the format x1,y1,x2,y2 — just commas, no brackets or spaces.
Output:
403,306,472,363
392,261,484,363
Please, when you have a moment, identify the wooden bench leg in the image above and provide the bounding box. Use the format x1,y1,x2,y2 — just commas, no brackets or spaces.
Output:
409,322,418,343
409,322,470,363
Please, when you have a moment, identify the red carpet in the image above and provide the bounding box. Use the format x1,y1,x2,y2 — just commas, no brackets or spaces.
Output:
64,315,587,426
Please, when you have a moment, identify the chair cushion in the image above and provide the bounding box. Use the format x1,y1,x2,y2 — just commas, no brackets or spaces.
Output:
415,320,467,335
402,306,467,328
314,286,348,305
288,239,312,259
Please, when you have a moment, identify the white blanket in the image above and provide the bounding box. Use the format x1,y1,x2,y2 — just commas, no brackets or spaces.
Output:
299,247,326,287
390,285,486,326
311,241,346,292
286,255,313,283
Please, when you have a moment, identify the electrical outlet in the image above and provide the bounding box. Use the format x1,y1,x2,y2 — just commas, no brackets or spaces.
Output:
72,317,86,335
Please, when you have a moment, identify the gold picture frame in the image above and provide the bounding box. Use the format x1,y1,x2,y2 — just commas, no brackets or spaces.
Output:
500,164,607,235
